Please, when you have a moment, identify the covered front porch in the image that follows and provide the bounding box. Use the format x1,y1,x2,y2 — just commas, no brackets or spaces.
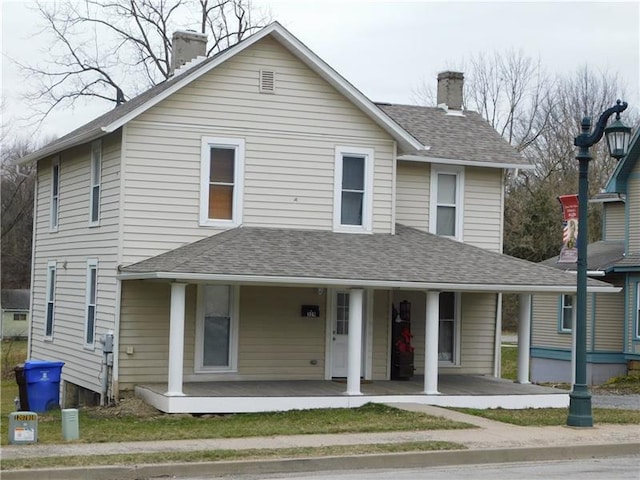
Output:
135,375,569,413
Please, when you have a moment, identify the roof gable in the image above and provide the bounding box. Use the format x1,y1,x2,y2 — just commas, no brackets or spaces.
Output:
605,126,640,194
19,22,423,165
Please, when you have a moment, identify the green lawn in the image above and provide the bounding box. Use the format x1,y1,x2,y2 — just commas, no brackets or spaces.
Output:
501,344,518,381
456,407,640,426
0,397,472,445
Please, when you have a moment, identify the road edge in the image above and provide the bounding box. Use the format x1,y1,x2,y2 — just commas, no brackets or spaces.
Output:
2,443,639,480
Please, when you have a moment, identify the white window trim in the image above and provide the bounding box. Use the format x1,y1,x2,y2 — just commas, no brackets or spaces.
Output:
333,146,374,233
560,294,573,333
44,260,56,340
194,284,239,373
199,137,245,228
84,259,98,349
429,164,464,241
636,283,640,339
89,140,102,226
439,292,461,366
50,157,60,231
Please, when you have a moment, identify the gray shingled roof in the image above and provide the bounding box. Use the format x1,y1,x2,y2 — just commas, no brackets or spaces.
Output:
541,241,625,273
377,103,529,166
1,290,30,310
614,253,640,269
119,225,610,292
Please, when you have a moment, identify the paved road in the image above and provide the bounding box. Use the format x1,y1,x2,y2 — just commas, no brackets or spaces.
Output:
202,456,640,480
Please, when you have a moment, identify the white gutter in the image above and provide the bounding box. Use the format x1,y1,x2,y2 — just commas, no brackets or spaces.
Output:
116,271,620,294
397,154,534,170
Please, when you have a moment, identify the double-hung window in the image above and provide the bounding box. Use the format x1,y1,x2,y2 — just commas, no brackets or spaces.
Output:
439,292,459,363
196,285,238,371
85,260,98,347
50,158,60,230
560,294,573,332
89,140,101,225
200,137,244,227
635,284,640,339
430,165,463,240
45,261,56,339
333,146,374,233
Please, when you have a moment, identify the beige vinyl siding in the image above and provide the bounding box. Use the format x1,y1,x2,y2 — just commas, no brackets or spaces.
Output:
458,293,497,374
603,202,626,241
30,132,121,393
531,295,567,348
395,161,429,230
393,291,495,375
629,170,640,252
371,290,389,380
593,292,624,351
122,36,395,264
118,284,327,388
532,293,595,349
464,167,502,252
237,286,325,379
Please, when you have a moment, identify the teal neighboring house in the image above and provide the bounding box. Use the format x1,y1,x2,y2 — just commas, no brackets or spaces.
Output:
530,127,640,384
1,289,30,339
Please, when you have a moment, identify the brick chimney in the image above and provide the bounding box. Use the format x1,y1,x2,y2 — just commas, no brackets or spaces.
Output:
437,71,464,111
170,30,207,74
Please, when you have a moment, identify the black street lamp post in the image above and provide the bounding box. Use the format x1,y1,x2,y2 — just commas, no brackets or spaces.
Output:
568,100,631,427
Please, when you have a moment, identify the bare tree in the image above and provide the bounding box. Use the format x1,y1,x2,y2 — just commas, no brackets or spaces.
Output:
16,0,270,125
1,138,38,289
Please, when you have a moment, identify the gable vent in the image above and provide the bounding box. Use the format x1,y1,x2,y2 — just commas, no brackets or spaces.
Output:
260,70,276,93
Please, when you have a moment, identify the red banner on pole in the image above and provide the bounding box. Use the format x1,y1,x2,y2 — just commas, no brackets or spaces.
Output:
558,194,578,263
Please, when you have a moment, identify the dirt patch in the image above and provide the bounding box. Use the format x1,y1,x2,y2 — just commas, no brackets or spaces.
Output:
85,395,164,419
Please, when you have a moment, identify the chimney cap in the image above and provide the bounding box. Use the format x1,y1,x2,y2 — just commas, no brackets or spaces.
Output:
437,71,464,80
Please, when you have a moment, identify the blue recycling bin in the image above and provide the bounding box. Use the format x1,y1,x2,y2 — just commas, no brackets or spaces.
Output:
23,360,65,413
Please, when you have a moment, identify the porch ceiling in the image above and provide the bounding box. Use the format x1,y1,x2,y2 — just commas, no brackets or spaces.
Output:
118,224,617,293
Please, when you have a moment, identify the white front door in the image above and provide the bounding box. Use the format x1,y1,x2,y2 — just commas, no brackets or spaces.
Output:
331,291,350,377
330,291,367,378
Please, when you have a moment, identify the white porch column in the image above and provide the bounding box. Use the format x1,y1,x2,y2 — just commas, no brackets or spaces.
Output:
346,288,364,396
166,282,187,396
424,291,440,394
517,293,532,384
571,294,577,386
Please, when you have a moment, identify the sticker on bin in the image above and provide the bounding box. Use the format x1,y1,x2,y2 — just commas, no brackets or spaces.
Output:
14,427,35,442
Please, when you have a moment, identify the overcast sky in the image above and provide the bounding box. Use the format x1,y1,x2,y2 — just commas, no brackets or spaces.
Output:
1,0,639,142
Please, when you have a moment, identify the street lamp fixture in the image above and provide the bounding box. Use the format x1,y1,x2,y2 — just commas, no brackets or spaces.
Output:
568,100,631,427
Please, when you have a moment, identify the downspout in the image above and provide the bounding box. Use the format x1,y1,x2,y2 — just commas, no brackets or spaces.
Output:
493,293,503,377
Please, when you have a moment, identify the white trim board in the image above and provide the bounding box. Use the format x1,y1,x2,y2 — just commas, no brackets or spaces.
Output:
116,272,621,294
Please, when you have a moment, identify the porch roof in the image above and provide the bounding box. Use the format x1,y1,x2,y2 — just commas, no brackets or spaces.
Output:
541,240,626,273
118,225,617,293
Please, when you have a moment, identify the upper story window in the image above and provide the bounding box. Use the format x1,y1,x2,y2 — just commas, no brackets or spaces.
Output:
89,140,102,226
560,294,573,332
333,146,374,233
430,165,464,240
85,259,98,348
200,137,244,227
50,157,60,231
45,260,56,339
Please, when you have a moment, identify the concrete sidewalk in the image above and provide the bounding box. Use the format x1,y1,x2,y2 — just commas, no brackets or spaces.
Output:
2,404,639,479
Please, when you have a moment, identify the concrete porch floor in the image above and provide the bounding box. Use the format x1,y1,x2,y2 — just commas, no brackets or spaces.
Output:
135,375,570,414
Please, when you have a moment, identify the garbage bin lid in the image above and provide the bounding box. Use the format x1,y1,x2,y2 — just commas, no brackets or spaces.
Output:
24,359,65,369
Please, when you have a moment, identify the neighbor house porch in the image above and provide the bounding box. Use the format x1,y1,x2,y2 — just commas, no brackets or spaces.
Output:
135,375,569,413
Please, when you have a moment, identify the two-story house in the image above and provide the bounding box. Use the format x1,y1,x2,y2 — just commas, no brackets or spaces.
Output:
531,129,640,385
19,23,617,413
